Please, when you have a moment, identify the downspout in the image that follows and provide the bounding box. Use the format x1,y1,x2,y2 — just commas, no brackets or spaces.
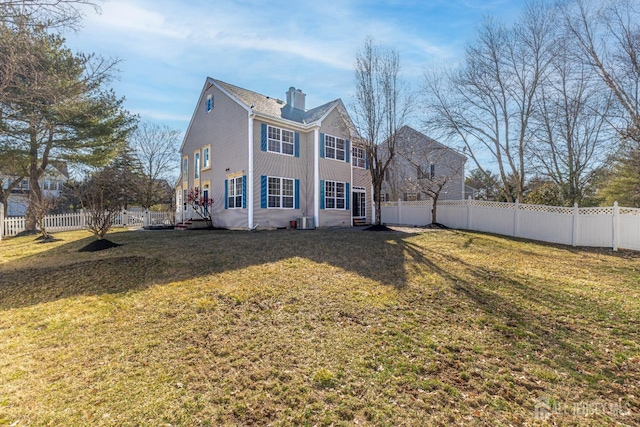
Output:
314,127,320,228
248,114,254,229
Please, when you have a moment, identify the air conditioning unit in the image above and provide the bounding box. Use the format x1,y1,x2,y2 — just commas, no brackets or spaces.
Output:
297,217,315,230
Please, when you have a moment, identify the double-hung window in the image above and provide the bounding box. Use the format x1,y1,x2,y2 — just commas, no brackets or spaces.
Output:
325,135,346,161
182,158,188,182
268,177,294,208
352,147,366,169
203,147,210,169
206,94,213,112
325,180,345,209
228,177,243,209
268,125,294,156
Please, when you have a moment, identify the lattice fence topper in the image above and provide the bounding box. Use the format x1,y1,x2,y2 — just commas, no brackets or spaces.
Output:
439,200,468,206
619,207,640,216
471,200,514,209
579,207,614,215
519,204,573,214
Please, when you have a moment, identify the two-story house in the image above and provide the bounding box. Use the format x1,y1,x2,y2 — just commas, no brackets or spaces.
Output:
176,78,372,229
0,162,69,217
382,126,467,202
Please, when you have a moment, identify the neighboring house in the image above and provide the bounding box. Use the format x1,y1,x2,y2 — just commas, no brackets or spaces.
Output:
0,162,69,216
464,184,478,200
177,78,372,229
382,126,466,202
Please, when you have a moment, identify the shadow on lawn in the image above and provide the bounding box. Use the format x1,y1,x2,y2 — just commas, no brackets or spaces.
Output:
0,229,416,311
399,238,632,383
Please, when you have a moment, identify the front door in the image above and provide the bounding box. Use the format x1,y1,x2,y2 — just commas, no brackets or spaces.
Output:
352,189,366,218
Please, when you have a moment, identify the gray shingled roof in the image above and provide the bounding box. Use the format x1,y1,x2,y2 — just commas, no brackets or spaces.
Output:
214,79,337,125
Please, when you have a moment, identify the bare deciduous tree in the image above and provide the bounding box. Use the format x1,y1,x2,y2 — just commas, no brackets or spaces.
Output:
530,34,614,205
395,128,466,223
130,122,181,209
352,37,413,225
561,0,640,142
0,0,101,30
423,1,556,202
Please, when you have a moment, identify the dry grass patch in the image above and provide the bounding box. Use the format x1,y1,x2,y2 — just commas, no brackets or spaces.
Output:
0,228,638,426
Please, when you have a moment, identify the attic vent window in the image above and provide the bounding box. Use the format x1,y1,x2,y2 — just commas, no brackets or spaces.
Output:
206,94,213,112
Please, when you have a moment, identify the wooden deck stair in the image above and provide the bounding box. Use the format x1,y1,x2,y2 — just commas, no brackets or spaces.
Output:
353,218,368,227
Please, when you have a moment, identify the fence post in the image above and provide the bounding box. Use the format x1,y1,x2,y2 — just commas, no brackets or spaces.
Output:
613,201,619,251
0,202,4,241
466,196,472,230
144,210,150,228
572,202,579,246
397,199,402,225
513,200,520,237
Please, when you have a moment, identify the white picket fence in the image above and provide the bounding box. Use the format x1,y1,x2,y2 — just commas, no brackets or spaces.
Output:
1,207,174,239
381,199,640,252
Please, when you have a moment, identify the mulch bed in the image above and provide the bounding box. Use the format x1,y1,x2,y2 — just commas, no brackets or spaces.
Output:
363,224,395,232
78,239,121,252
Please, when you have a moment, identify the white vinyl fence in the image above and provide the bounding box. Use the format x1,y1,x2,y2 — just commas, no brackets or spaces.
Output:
1,208,174,239
381,199,640,252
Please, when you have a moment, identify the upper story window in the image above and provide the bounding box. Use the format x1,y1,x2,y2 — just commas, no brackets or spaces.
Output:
417,164,435,179
325,135,346,161
203,147,210,169
182,157,188,182
352,147,366,169
268,125,294,156
194,152,200,179
206,94,213,112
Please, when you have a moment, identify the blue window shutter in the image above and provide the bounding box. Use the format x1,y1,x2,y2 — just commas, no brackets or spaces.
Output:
294,132,300,158
242,175,247,209
320,180,325,210
345,182,350,210
320,133,325,158
261,175,267,208
224,179,229,209
261,123,267,151
294,179,300,209
345,140,350,163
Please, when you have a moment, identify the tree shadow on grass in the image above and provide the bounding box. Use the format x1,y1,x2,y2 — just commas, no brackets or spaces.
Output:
398,238,636,385
0,229,416,311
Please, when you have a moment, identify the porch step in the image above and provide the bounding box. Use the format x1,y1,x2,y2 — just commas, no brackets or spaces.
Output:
175,220,192,230
353,218,368,227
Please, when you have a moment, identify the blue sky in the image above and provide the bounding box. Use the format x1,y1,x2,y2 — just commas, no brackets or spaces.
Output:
65,0,525,137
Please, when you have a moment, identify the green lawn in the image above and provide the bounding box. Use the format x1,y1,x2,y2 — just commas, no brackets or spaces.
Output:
0,227,638,426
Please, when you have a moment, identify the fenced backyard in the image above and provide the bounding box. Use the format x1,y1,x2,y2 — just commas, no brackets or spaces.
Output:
382,199,640,252
0,206,174,239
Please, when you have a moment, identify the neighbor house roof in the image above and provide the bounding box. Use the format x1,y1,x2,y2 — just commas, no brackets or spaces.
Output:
213,79,337,125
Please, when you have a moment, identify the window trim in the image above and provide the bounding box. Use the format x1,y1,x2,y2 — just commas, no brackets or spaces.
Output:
194,151,201,179
324,180,346,210
267,176,295,209
324,134,346,162
182,156,188,183
206,94,213,112
266,125,295,156
352,146,366,169
202,145,211,170
227,176,243,209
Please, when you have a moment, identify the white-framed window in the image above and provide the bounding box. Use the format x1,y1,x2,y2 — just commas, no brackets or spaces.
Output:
417,164,435,179
325,135,346,161
267,125,294,156
203,147,210,168
268,176,294,208
206,94,213,112
182,158,188,182
352,146,366,169
228,177,243,209
194,152,200,179
325,180,345,209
